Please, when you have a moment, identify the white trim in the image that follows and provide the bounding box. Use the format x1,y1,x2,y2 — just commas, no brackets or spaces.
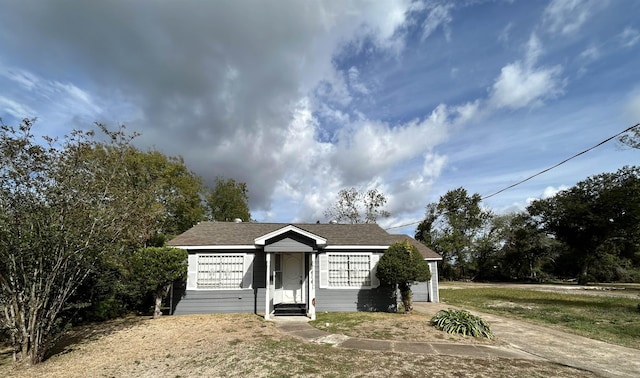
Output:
192,253,253,290
265,253,271,320
324,245,389,250
323,252,377,289
172,245,257,250
309,252,316,320
254,224,327,247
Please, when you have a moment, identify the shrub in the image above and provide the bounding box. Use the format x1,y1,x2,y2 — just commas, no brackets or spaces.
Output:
431,309,493,339
376,240,431,313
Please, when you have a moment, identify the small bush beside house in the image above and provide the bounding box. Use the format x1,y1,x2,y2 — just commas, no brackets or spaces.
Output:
376,240,431,313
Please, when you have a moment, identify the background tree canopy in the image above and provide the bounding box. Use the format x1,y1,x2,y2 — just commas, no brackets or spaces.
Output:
205,177,251,222
415,167,640,284
324,187,390,224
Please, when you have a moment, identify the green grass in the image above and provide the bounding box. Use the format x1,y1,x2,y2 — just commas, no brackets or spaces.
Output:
441,288,640,349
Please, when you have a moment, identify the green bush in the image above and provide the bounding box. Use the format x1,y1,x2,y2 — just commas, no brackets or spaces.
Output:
431,309,493,339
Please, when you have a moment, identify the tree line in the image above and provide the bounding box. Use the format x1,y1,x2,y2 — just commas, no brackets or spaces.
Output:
415,166,640,285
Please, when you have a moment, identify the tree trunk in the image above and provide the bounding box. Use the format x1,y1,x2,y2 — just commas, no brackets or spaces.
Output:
153,285,171,319
399,282,413,314
154,291,163,319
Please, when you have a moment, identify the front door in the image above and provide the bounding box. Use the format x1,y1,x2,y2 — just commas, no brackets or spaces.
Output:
282,253,303,303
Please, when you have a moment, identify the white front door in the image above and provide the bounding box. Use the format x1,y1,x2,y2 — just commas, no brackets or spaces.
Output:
282,253,303,303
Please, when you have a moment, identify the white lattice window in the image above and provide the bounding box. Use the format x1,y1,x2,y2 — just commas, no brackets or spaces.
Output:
197,254,245,289
328,254,371,287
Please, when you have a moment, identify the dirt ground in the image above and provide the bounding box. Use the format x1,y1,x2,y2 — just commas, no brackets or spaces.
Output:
0,312,597,378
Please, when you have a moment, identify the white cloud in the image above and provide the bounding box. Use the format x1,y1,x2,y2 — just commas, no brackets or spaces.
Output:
619,27,640,48
421,3,453,41
489,62,565,109
488,32,565,110
0,96,35,119
543,0,599,35
579,45,600,61
498,22,513,44
347,66,369,95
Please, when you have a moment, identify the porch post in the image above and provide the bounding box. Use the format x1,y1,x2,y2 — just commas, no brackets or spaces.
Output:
309,251,316,320
265,252,271,320
427,263,433,302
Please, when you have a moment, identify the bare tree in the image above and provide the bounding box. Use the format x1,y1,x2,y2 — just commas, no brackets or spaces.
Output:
324,187,390,224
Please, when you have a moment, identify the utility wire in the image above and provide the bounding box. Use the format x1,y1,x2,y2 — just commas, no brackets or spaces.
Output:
384,122,640,231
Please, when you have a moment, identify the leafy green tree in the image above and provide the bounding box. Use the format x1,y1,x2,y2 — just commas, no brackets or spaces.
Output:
70,143,206,321
205,177,251,222
376,241,431,313
121,149,205,244
0,120,156,364
416,188,489,280
324,187,390,224
528,166,640,284
499,212,558,281
129,247,188,318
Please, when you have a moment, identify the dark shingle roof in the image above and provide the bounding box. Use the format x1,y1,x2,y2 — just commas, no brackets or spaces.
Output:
168,222,441,260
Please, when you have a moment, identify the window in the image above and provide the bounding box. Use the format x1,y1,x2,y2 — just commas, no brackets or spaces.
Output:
328,254,371,287
197,254,245,289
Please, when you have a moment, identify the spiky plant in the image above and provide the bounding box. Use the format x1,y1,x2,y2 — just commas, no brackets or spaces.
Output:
431,309,493,339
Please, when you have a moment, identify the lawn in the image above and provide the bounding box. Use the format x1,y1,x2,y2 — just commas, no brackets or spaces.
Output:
440,287,640,349
0,313,596,377
309,311,496,344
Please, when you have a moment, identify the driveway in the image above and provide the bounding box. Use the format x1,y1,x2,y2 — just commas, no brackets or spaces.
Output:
413,302,640,378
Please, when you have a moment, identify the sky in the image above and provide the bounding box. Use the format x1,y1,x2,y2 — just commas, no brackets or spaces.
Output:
1,0,639,235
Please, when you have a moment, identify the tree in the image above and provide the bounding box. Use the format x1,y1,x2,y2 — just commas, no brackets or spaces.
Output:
0,120,158,364
618,124,640,149
415,188,489,280
205,177,251,222
129,247,188,318
324,187,390,224
121,149,205,245
499,212,558,281
69,142,206,322
528,166,640,284
376,241,431,313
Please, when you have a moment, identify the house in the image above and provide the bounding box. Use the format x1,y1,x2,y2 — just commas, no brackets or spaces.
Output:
167,221,441,319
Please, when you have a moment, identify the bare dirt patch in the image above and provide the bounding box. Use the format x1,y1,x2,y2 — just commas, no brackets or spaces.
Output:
0,313,598,377
313,311,504,345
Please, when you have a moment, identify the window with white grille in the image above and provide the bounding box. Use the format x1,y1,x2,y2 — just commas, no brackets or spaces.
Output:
197,254,245,289
328,254,371,287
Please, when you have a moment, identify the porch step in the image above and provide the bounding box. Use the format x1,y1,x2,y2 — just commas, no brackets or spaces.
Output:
274,303,306,316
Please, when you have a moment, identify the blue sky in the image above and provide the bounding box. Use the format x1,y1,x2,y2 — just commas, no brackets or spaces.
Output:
1,0,638,235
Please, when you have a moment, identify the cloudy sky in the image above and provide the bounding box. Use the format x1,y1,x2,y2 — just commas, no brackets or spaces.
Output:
1,0,638,234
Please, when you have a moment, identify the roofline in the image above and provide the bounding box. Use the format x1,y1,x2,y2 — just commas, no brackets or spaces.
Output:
254,224,327,247
170,245,257,250
324,245,389,250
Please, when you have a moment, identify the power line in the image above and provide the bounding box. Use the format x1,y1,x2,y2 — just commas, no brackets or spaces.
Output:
384,122,640,231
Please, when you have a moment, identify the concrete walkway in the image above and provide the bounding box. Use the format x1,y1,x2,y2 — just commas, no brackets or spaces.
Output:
415,303,639,378
273,303,640,378
272,315,540,360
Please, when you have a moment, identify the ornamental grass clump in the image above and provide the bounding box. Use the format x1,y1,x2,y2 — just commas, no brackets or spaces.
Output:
431,309,493,339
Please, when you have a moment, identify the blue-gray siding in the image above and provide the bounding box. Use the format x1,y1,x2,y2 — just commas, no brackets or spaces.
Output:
172,251,439,315
173,288,267,315
265,236,314,252
412,261,440,302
